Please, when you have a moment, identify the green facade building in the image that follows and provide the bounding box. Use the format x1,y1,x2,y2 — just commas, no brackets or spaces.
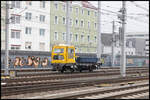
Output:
50,1,98,53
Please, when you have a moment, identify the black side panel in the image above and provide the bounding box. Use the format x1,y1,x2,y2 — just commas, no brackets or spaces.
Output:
76,57,98,63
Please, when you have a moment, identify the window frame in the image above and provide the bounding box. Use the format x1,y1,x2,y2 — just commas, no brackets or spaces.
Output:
39,28,45,36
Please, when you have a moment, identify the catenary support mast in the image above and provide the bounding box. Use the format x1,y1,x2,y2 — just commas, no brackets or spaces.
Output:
97,1,102,63
111,20,115,67
120,1,126,77
5,1,9,76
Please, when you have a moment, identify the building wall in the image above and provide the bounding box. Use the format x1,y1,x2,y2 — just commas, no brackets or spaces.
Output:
103,46,136,56
135,38,146,56
7,1,50,51
50,1,97,53
145,39,149,56
1,1,6,50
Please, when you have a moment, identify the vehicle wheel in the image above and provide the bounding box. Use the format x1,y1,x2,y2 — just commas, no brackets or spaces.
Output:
89,66,93,72
89,69,93,72
80,69,82,72
70,68,74,73
61,69,64,73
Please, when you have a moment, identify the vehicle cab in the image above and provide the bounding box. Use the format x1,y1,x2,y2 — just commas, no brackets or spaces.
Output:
51,44,76,71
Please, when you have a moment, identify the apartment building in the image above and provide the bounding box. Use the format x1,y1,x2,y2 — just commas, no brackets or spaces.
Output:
50,1,98,53
3,1,50,51
1,1,6,50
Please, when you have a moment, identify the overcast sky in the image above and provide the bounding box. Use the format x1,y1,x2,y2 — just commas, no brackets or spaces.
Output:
89,1,149,34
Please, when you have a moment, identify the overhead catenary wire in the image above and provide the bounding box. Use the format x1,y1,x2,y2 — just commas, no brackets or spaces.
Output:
130,1,149,12
2,1,148,24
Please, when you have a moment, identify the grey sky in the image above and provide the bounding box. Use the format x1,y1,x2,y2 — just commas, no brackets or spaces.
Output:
90,1,149,34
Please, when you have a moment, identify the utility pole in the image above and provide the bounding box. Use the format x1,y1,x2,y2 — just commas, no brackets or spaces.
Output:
111,20,115,67
66,1,70,45
5,1,9,76
120,1,126,77
97,1,101,64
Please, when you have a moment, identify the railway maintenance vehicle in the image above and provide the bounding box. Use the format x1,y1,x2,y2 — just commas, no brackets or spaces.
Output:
51,44,102,73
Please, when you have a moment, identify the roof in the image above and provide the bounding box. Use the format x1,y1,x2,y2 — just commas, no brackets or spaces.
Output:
81,1,98,10
61,1,97,10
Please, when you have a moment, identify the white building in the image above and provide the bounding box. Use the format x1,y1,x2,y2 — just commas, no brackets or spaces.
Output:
145,39,149,56
126,32,149,56
8,1,50,51
101,33,136,56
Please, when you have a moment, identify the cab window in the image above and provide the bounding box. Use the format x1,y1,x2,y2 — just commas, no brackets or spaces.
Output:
68,48,74,59
54,48,64,53
53,55,64,60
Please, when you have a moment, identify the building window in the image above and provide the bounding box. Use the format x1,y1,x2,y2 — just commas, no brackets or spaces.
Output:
94,23,97,29
75,34,78,42
94,36,97,42
75,19,78,26
26,1,32,5
81,9,84,14
70,19,73,26
39,42,45,51
95,12,97,17
54,32,58,41
88,22,90,28
81,20,84,27
129,41,133,48
88,35,90,42
25,27,32,34
11,31,15,38
25,12,32,20
40,15,45,22
11,30,20,39
70,33,73,41
70,6,72,12
11,45,20,50
25,42,32,49
63,4,65,11
116,41,119,47
54,16,58,24
62,33,66,41
11,1,20,8
39,29,45,36
63,17,66,24
11,14,20,24
54,3,58,9
88,11,90,15
29,1,32,5
40,1,45,8
76,8,78,14
81,35,84,42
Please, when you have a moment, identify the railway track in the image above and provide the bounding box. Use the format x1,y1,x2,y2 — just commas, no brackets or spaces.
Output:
2,69,148,84
79,83,149,99
42,82,148,99
16,67,149,76
1,75,149,96
1,67,148,77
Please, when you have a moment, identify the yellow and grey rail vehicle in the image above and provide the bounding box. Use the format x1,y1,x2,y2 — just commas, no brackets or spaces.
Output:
51,44,102,73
